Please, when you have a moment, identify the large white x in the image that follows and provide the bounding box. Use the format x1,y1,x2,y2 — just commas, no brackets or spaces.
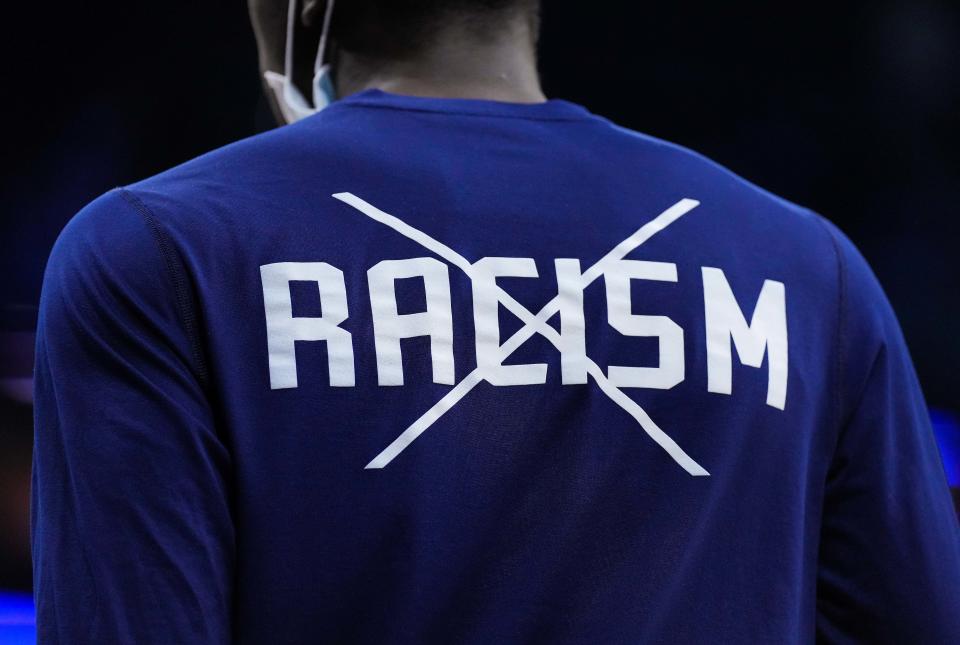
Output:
333,193,709,476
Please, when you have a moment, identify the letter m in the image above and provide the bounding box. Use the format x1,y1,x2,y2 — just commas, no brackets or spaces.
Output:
702,267,788,410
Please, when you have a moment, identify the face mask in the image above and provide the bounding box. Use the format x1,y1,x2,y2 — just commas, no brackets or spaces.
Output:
263,0,337,124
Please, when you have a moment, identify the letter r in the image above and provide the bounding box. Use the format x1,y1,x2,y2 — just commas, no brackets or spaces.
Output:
260,262,355,389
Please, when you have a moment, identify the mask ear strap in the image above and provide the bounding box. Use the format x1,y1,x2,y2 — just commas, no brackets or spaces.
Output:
283,0,299,79
314,0,337,73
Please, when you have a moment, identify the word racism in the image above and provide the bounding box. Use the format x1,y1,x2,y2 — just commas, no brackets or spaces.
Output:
259,194,788,475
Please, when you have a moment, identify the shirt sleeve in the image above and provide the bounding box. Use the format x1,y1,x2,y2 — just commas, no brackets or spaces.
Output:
815,219,960,643
32,189,234,644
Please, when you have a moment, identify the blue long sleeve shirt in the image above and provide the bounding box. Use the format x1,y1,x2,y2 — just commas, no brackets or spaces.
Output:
33,90,960,643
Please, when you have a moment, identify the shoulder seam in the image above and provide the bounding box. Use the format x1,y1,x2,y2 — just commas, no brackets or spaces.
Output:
816,215,902,462
116,188,210,389
811,213,846,444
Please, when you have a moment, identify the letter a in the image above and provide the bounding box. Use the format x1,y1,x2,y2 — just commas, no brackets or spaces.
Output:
368,257,455,386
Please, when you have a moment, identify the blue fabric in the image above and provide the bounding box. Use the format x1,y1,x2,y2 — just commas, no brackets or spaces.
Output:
33,90,960,643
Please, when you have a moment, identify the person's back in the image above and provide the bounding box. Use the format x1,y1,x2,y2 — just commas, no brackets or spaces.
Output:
32,1,960,643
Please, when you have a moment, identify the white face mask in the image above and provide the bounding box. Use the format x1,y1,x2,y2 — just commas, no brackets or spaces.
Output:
263,0,337,124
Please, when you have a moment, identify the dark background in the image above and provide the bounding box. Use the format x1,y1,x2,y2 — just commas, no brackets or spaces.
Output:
1,0,958,594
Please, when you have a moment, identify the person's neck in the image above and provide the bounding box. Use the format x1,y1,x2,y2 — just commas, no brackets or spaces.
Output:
334,18,546,104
